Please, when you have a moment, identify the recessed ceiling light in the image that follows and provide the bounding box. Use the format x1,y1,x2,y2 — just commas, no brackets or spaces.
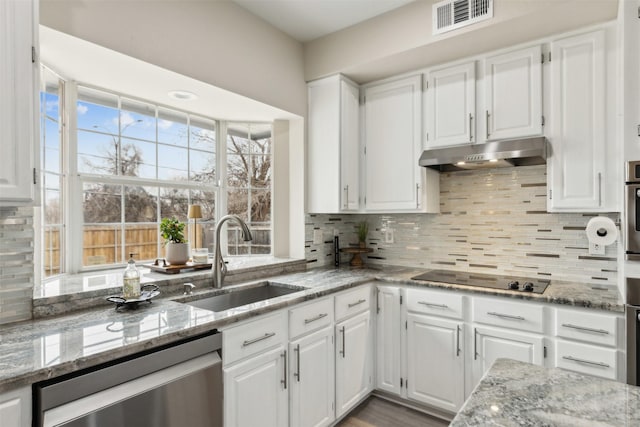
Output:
456,161,466,166
168,90,198,101
489,159,499,162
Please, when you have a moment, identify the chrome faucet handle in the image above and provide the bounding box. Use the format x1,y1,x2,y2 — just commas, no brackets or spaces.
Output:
183,283,195,295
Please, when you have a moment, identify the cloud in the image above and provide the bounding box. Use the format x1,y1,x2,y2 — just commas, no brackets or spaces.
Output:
77,103,88,115
158,119,173,130
118,111,136,127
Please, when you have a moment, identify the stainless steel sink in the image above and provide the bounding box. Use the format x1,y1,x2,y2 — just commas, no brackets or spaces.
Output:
181,281,306,312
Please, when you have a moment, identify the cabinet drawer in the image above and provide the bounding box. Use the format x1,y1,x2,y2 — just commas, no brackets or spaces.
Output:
555,308,618,347
406,288,463,320
289,298,334,340
555,340,618,380
223,311,287,365
472,297,544,333
335,286,371,321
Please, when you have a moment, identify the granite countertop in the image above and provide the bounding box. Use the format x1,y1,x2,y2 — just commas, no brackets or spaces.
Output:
450,358,640,426
0,264,624,393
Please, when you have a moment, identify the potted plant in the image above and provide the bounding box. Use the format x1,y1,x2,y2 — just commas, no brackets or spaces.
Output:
357,221,369,248
160,217,190,265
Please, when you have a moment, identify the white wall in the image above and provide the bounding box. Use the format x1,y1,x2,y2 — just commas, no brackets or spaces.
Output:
39,0,307,117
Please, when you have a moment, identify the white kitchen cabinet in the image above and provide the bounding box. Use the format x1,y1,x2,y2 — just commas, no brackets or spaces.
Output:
376,286,402,395
471,325,544,387
547,30,607,211
335,310,373,418
484,45,542,141
363,76,439,213
289,326,335,427
426,61,476,147
0,387,31,427
224,345,288,427
406,313,464,412
0,0,39,205
307,75,360,213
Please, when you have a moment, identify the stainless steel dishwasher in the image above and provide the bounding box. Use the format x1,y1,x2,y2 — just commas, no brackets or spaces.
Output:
34,332,222,427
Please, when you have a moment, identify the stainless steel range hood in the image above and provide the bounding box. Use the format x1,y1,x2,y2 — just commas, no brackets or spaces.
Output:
419,137,548,172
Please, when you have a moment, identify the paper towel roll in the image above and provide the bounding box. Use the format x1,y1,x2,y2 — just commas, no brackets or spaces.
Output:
586,217,617,246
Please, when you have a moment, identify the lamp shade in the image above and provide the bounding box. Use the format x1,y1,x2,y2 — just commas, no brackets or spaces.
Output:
187,204,203,219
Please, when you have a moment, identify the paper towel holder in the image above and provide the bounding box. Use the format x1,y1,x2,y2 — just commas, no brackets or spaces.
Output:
586,216,618,256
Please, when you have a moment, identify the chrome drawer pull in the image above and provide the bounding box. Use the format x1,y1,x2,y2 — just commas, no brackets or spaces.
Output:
348,299,366,308
561,323,609,335
418,301,448,309
562,355,610,368
242,332,276,347
304,313,328,324
487,312,525,321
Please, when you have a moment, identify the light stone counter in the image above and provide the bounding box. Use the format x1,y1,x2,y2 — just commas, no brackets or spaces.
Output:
0,264,624,393
451,358,640,426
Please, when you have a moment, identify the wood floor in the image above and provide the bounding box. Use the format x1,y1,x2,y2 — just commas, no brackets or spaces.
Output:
336,396,450,427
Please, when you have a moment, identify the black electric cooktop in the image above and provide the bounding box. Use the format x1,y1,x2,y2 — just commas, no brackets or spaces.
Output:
411,270,550,294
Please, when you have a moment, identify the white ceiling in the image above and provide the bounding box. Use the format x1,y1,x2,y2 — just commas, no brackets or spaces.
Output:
232,0,415,42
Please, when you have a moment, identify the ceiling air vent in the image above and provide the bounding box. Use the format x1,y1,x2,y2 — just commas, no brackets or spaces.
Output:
433,0,493,35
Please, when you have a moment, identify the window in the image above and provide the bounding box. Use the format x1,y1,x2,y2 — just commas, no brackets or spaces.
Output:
226,123,272,255
39,77,273,274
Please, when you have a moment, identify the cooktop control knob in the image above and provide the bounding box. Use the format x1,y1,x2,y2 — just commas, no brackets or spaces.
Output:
508,281,520,290
523,282,534,292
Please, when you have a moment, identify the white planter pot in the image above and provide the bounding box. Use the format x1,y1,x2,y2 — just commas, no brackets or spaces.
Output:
165,242,190,265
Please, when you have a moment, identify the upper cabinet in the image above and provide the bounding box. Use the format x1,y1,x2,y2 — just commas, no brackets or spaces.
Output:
484,45,543,141
547,30,609,211
307,75,360,213
425,61,476,148
363,76,439,213
0,0,39,206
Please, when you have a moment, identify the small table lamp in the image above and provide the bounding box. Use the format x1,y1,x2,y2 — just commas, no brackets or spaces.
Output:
187,204,203,248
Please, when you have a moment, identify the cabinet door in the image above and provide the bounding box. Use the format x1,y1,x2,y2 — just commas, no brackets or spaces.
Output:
364,76,423,211
335,310,372,418
0,387,31,427
426,61,476,147
0,0,38,205
548,30,606,211
224,346,288,427
406,314,464,412
485,45,542,141
289,327,335,427
472,325,544,388
376,286,402,395
340,79,360,211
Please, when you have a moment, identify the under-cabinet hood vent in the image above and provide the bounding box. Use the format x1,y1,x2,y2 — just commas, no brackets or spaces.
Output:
419,137,548,172
433,0,493,35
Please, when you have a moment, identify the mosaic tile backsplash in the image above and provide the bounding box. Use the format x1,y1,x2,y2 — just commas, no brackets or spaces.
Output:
0,207,34,324
306,165,619,285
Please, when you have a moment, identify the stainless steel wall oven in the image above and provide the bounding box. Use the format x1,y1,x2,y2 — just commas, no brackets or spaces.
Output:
625,161,640,260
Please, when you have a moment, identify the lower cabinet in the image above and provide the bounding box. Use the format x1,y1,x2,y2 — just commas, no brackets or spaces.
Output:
376,286,402,395
335,310,373,418
471,325,544,387
406,313,464,412
224,345,289,427
0,386,31,427
289,326,335,427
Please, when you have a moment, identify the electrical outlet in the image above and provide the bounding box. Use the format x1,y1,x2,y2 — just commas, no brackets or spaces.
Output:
589,242,605,255
384,229,394,244
313,229,323,245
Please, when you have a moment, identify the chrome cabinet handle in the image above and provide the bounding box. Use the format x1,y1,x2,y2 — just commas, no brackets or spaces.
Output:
343,185,349,209
598,172,602,206
304,313,328,324
562,355,610,368
294,344,301,382
456,325,461,357
416,183,420,209
561,323,609,335
469,113,473,142
340,326,346,358
281,350,287,389
487,312,525,321
242,332,275,347
474,327,478,360
418,301,448,309
485,110,490,139
348,299,366,308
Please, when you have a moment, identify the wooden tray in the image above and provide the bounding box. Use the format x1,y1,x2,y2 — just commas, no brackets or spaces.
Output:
146,260,212,274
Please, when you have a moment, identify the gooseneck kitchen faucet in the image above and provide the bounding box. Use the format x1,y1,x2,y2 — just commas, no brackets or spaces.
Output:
213,215,253,288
